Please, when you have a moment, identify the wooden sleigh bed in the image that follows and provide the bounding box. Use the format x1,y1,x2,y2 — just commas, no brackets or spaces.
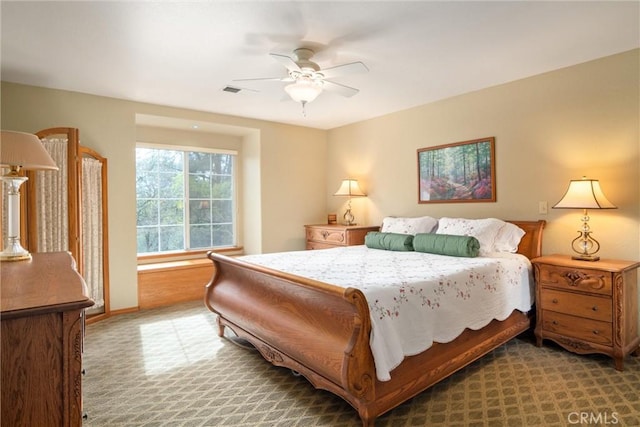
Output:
205,220,545,426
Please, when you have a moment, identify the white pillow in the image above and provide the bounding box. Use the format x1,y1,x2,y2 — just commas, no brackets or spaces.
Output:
381,216,438,235
436,217,505,255
494,222,526,253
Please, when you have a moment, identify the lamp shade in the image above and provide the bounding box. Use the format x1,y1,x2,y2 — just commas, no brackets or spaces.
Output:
1,130,58,170
552,178,616,210
284,77,323,104
334,179,366,197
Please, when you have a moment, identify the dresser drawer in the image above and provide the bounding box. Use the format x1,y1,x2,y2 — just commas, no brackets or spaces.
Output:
542,310,612,346
540,289,611,322
306,228,347,245
537,264,611,295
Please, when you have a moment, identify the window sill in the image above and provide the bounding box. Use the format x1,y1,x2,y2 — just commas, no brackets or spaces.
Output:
137,246,244,266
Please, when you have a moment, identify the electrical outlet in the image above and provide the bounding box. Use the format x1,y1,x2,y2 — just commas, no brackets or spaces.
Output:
538,201,548,215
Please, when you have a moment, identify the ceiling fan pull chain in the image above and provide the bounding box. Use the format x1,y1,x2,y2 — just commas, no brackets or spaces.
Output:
301,100,307,117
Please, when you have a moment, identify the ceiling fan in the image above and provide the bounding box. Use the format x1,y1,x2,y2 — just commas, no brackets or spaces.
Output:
234,48,368,114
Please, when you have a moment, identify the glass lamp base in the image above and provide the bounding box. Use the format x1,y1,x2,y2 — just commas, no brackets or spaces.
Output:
0,251,32,261
343,208,356,226
0,238,32,262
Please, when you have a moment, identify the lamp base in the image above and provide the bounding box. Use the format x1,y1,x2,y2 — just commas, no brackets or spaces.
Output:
343,208,356,226
0,249,32,261
570,220,601,263
0,237,32,262
571,254,600,262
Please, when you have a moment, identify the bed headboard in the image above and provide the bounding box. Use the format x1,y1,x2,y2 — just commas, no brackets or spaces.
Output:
508,220,545,260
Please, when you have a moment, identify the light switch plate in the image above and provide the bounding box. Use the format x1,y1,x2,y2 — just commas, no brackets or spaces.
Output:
539,201,548,215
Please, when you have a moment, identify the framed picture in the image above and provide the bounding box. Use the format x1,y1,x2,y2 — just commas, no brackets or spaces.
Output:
418,137,496,203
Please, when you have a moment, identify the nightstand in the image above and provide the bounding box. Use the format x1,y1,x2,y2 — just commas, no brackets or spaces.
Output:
305,224,379,250
532,254,640,370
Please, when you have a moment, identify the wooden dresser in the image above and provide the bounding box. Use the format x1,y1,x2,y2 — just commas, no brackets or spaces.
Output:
1,252,94,426
305,224,379,250
532,254,639,370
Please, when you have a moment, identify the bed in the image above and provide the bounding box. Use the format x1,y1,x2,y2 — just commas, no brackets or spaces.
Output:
205,219,545,426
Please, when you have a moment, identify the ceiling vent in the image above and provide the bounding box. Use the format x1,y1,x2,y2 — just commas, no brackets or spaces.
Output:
222,86,242,93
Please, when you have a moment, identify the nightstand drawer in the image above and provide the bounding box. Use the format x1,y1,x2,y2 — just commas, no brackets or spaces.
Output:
537,264,611,296
542,310,612,346
540,289,611,322
306,241,339,250
306,228,346,245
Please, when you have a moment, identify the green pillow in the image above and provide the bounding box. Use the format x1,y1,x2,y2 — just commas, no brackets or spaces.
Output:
413,233,480,257
365,232,414,251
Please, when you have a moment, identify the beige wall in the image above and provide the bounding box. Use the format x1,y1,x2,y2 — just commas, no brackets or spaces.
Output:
327,49,639,263
1,83,327,310
326,49,640,329
1,49,638,315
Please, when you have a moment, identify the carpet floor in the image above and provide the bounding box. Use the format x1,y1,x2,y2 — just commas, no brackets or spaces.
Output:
83,301,640,426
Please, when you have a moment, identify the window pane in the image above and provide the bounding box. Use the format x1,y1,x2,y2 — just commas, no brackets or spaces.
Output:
159,172,183,198
137,199,159,226
189,152,211,173
212,154,233,175
189,200,210,225
212,200,233,223
189,173,211,198
212,224,234,246
159,199,183,225
159,226,184,251
158,150,183,172
212,174,232,199
136,148,159,172
190,224,212,249
136,171,158,198
137,227,159,253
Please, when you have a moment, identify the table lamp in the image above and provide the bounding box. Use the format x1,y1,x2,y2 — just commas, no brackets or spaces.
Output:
334,179,366,226
1,130,58,261
552,177,616,261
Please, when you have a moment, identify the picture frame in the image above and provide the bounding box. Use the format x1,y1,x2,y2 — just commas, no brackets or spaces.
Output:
418,137,496,203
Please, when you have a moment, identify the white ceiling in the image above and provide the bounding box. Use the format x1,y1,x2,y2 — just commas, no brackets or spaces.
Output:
2,1,638,130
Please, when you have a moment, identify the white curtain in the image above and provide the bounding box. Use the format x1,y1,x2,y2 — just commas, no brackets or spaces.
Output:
81,157,104,308
35,137,69,252
34,135,105,311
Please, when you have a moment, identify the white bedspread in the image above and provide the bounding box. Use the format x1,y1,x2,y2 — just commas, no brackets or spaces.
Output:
240,246,533,381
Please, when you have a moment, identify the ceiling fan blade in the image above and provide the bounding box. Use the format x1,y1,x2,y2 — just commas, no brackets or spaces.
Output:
270,53,301,73
319,61,368,79
322,80,360,98
232,76,293,82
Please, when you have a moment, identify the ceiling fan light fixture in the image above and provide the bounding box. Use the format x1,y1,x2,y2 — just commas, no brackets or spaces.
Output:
284,77,323,104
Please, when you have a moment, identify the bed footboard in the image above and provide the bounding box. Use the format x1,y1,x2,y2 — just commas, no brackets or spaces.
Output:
205,252,377,420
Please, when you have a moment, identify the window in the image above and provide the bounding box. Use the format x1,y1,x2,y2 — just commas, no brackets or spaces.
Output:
136,144,236,254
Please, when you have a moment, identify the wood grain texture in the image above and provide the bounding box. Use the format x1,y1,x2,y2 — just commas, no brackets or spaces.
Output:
1,252,93,427
206,220,545,426
138,259,214,309
533,254,640,371
305,224,379,250
1,313,63,426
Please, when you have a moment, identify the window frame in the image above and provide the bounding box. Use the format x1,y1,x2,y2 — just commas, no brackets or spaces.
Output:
135,142,239,257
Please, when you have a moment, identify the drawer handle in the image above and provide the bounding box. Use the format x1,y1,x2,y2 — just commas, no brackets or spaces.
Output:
552,298,558,304
552,320,558,325
593,330,599,335
592,306,598,311
321,231,329,239
564,271,587,287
